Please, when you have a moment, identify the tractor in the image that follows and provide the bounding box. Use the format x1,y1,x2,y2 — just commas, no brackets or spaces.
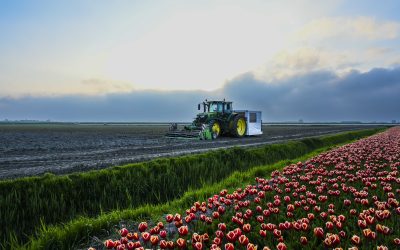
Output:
166,100,262,139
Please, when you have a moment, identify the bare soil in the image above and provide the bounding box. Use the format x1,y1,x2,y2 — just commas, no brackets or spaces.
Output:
0,123,381,179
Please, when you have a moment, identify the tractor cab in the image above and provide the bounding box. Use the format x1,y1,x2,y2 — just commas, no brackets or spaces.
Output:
199,100,233,114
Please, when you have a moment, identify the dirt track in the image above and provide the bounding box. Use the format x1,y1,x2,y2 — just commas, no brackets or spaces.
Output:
0,124,382,179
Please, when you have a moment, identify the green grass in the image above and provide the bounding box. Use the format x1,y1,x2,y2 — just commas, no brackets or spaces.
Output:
21,131,381,250
0,128,385,248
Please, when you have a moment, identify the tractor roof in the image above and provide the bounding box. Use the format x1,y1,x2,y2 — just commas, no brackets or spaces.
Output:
205,100,232,104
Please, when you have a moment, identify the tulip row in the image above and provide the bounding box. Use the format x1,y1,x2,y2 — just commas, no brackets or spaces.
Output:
89,128,399,249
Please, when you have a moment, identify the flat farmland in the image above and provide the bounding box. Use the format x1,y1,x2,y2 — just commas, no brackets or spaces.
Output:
0,123,382,179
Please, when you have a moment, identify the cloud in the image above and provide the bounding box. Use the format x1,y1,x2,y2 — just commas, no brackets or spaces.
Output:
298,17,400,41
224,67,400,122
80,78,134,94
1,67,399,122
263,48,358,79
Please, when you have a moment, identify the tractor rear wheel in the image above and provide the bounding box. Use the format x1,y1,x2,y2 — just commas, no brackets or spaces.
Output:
209,120,221,139
231,115,246,137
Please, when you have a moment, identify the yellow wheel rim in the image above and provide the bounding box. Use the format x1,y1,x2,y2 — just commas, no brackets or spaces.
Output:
212,122,221,136
237,118,246,136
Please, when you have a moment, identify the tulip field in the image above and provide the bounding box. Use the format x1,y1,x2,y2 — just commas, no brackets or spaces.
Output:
90,127,400,250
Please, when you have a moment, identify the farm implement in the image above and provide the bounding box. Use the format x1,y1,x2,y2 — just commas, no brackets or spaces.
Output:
166,99,262,139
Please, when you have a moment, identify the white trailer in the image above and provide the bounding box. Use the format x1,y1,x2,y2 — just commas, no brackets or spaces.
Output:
235,110,263,136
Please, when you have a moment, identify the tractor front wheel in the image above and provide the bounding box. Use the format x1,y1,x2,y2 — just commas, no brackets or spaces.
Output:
209,120,221,139
231,115,247,137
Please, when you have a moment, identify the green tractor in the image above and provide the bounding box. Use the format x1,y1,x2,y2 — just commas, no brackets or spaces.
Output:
166,100,248,139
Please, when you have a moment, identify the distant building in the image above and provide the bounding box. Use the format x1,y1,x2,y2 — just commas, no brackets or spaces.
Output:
392,120,397,124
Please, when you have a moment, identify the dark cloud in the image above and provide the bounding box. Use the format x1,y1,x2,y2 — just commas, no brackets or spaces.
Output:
223,67,400,122
1,67,399,122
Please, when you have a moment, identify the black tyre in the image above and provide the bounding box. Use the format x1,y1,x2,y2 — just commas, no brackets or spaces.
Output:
209,120,221,139
231,115,247,137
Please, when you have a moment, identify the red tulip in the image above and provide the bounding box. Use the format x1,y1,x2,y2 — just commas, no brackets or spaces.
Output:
175,220,183,228
116,245,125,250
159,240,168,249
166,240,174,249
243,223,251,233
259,230,267,237
218,223,227,231
174,213,182,221
225,243,234,250
213,237,222,246
286,204,294,212
149,226,160,235
132,232,139,241
120,237,128,244
301,222,309,231
184,215,192,223
314,227,324,238
176,238,186,249
300,236,308,245
141,232,150,241
126,233,134,240
276,242,287,250
247,243,257,250
166,214,174,223
194,242,203,250
273,229,282,238
202,233,210,242
358,220,367,229
265,223,276,231
113,241,121,248
326,221,334,230
224,230,237,243
210,244,221,250
351,235,360,245
238,235,249,246
119,228,129,237
212,211,220,219
159,230,167,238
192,233,202,243
138,222,148,232
218,205,226,214
178,225,188,236
366,215,375,225
263,209,271,217
126,242,135,250
150,235,159,246
233,228,242,237
104,239,115,249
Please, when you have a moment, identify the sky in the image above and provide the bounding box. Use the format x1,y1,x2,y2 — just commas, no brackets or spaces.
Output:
0,0,400,122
